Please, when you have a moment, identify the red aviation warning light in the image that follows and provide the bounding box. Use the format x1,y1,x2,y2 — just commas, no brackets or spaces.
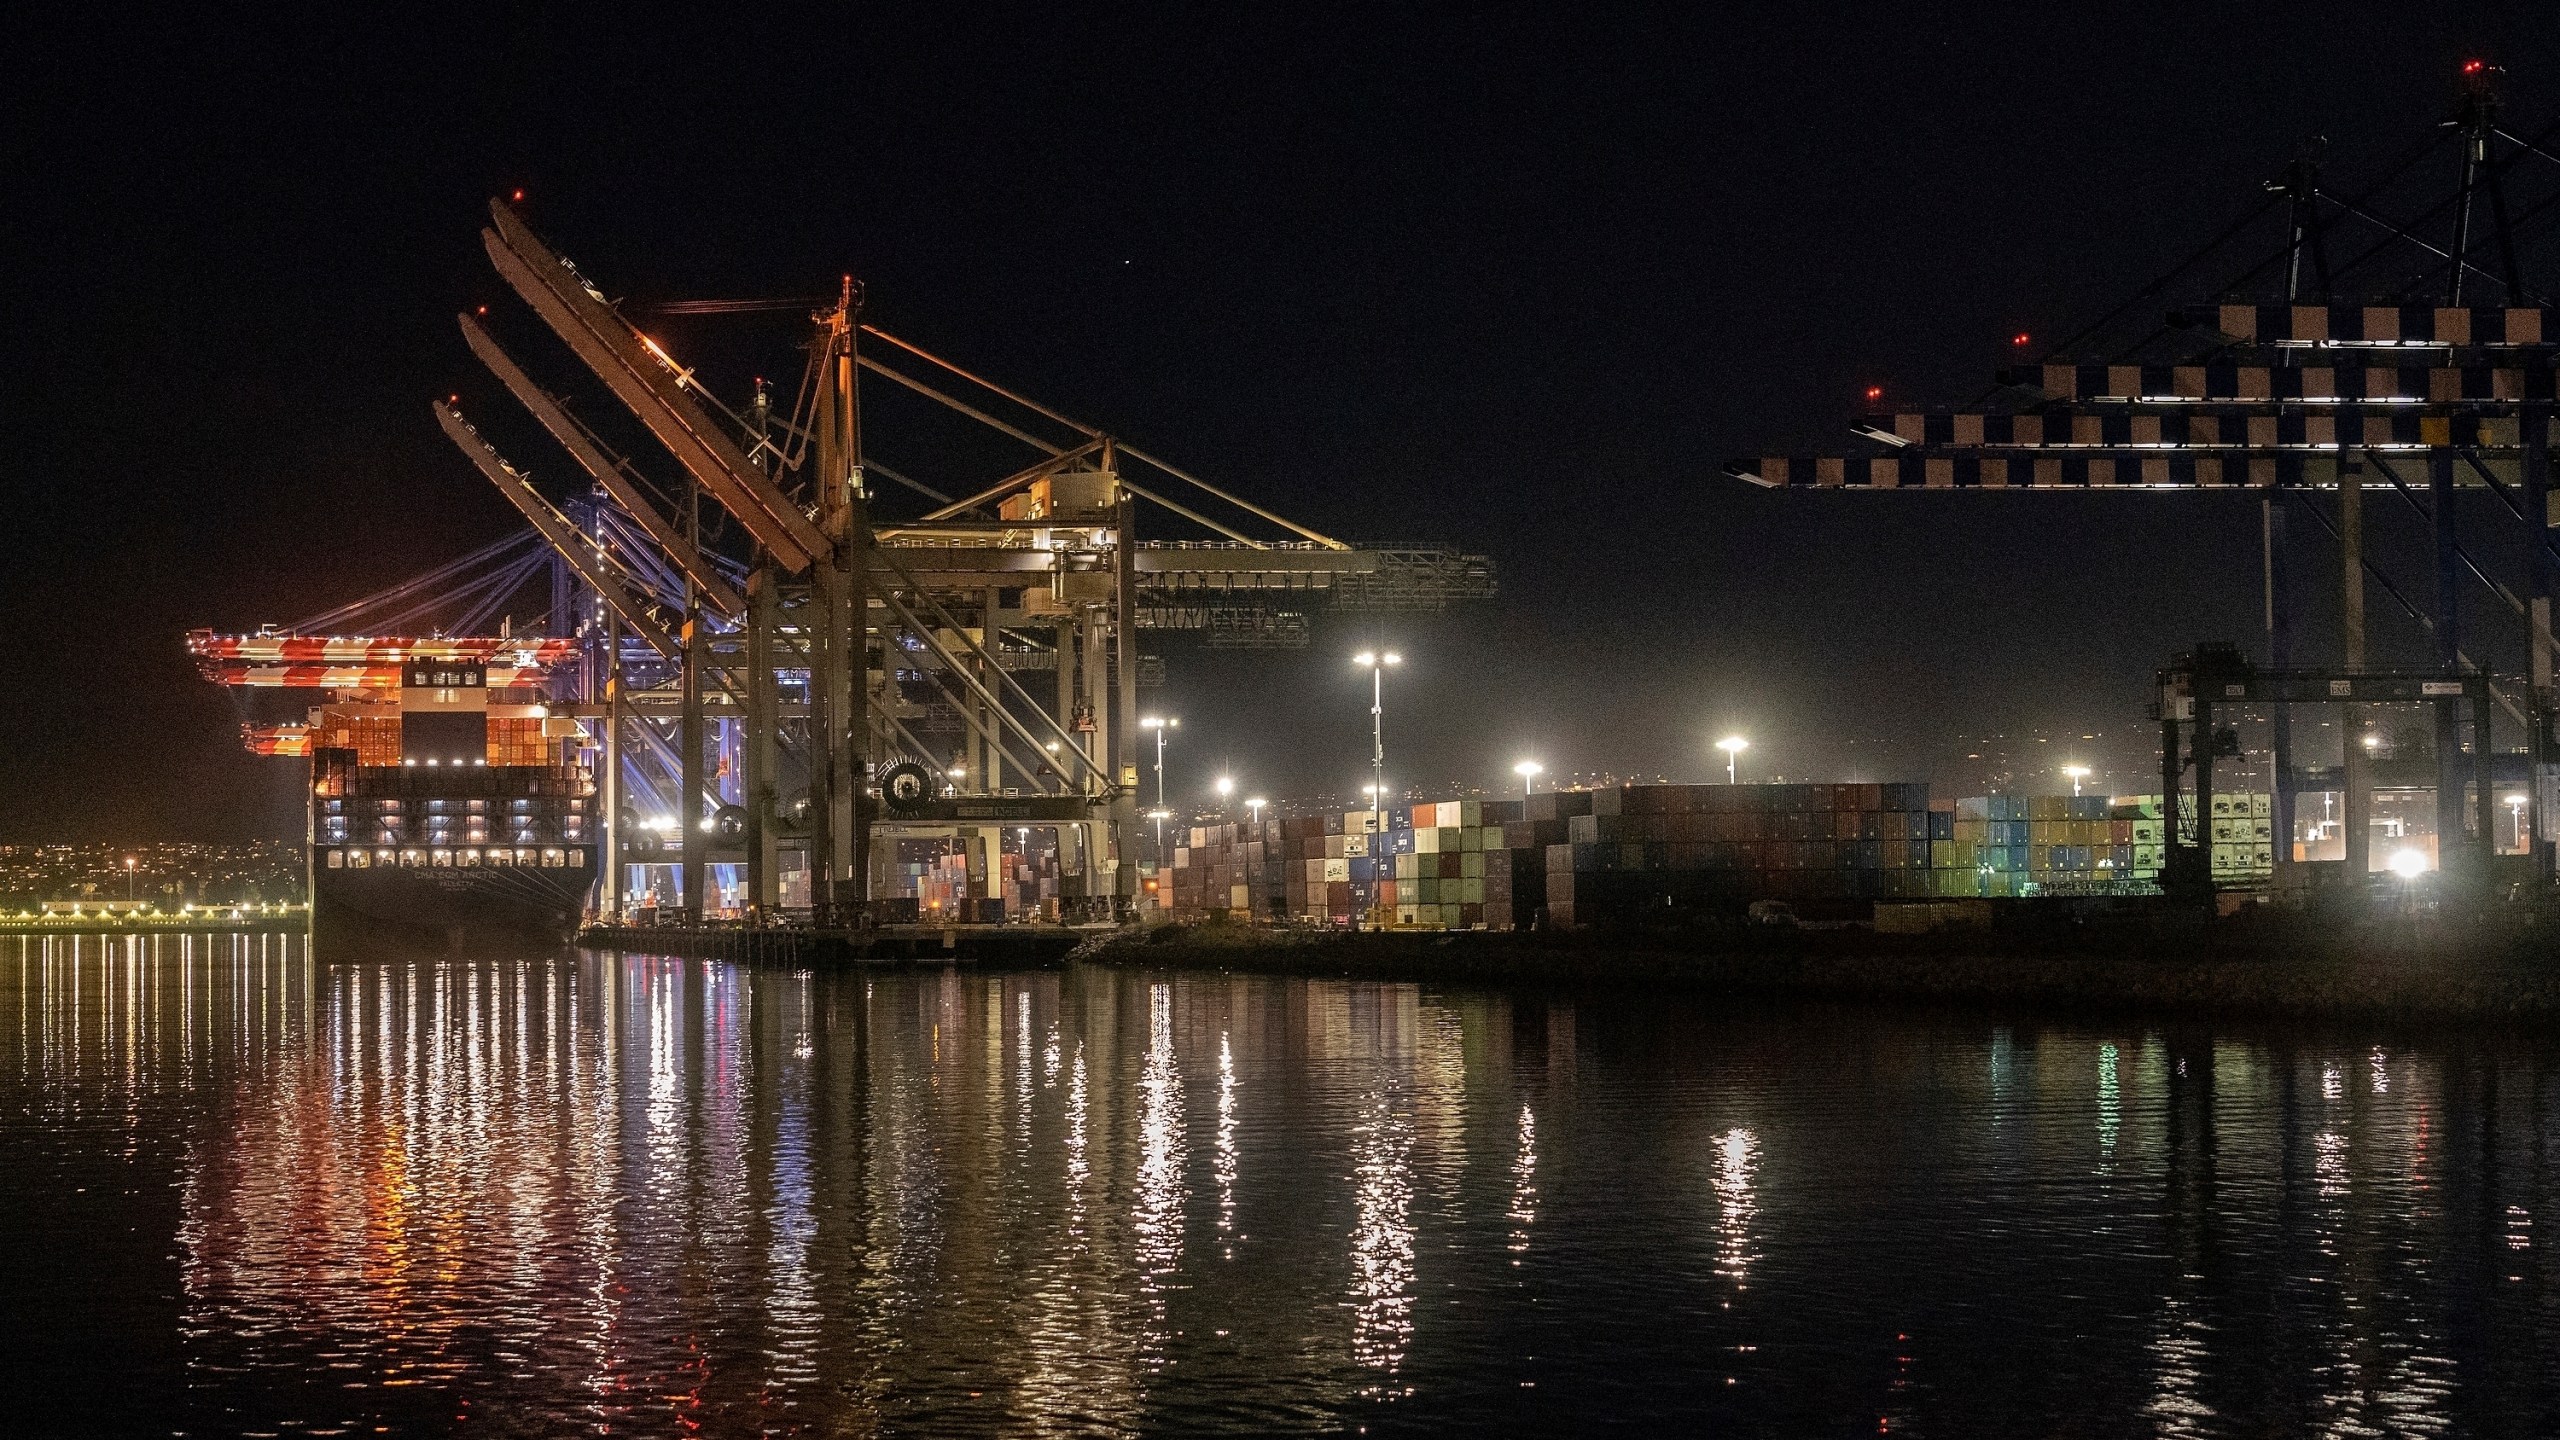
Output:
1864,386,1883,401
2011,332,2031,347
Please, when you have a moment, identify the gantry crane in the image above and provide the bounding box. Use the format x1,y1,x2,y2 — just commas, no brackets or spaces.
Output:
1728,63,2560,896
392,199,1494,926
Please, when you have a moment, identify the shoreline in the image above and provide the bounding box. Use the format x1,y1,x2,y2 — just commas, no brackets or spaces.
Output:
1082,920,2560,1027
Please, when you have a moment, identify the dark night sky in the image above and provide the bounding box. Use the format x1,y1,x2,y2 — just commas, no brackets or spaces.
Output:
8,4,2559,842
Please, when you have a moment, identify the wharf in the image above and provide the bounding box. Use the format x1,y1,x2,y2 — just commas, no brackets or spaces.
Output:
580,919,1099,966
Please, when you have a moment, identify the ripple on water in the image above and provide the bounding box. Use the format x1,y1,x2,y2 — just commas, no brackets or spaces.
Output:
4,939,2559,1435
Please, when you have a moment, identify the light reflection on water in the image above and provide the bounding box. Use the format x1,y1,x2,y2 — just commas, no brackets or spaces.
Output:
8,935,2560,1435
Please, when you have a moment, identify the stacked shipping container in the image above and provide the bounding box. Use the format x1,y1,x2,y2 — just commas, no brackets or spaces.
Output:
1166,799,1548,927
1546,782,1937,928
1162,783,2277,931
1933,792,2270,894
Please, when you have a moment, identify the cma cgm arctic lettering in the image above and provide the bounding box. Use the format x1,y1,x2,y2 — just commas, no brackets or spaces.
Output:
188,630,596,947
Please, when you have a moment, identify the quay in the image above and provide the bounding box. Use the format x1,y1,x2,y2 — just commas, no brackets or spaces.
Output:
580,918,1098,966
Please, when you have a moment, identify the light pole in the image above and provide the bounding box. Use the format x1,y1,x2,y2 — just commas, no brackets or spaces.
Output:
1216,775,1236,812
124,856,136,903
2508,793,2530,853
2062,764,2091,797
1140,716,1177,858
1353,651,1401,840
1514,759,1542,801
1717,736,1748,785
1246,796,1266,826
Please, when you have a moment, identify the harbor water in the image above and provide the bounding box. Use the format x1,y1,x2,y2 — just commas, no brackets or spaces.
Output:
5,934,2558,1435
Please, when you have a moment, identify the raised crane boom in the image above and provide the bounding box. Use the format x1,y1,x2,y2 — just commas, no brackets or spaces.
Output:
457,312,745,616
481,200,828,571
432,399,681,659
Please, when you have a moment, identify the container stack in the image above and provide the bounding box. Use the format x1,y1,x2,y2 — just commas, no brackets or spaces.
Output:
901,851,974,918
1935,794,2156,896
1489,790,1593,930
311,706,403,766
1161,783,2276,931
2201,792,2276,881
1545,782,1936,929
484,716,549,767
1930,792,2270,894
1164,799,1546,928
890,846,1058,922
1167,819,1284,918
1381,798,1528,928
1163,812,1377,924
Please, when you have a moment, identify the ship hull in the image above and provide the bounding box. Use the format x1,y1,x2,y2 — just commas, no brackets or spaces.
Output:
313,859,595,953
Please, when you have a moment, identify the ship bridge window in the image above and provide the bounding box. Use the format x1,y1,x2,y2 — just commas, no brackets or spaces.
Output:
325,849,344,869
540,847,565,868
429,848,451,867
485,848,513,866
346,850,369,869
400,848,425,867
457,848,481,867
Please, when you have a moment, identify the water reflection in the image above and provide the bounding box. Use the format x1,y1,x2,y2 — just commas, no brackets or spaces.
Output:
1710,1127,1758,1292
1133,983,1186,1364
1508,1105,1537,1261
1346,1080,1417,1387
2096,1041,2121,1168
1215,1031,1238,1256
7,940,2560,1435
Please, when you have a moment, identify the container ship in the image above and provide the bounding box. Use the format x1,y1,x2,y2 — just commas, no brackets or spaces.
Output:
188,631,597,948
